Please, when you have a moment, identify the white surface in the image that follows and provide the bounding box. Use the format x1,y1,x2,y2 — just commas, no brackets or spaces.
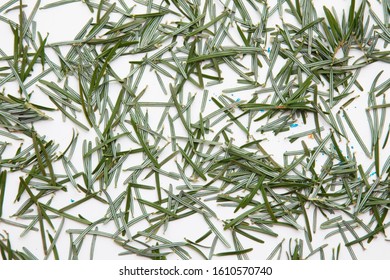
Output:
0,0,389,260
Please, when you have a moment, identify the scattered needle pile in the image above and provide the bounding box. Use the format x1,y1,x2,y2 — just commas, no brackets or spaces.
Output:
0,0,390,260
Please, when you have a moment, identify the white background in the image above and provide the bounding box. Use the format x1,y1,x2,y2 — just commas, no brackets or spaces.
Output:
0,0,389,260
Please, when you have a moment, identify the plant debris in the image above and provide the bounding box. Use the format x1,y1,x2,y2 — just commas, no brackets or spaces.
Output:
0,0,389,260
